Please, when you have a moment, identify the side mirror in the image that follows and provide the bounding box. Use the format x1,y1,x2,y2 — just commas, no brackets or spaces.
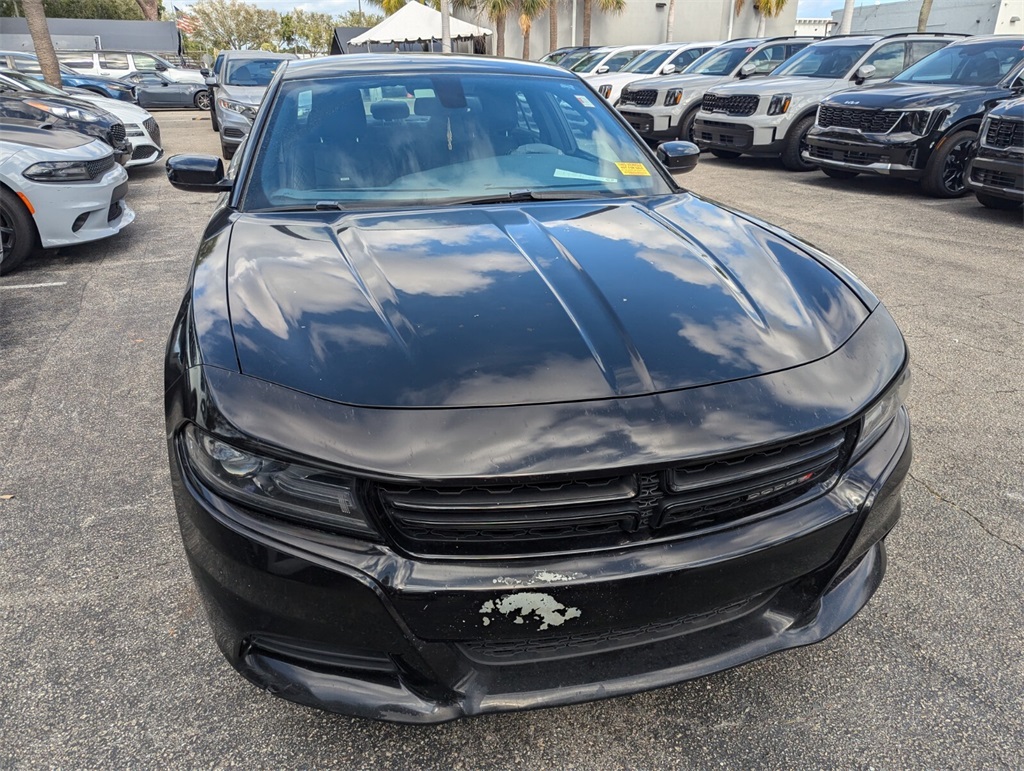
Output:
200,68,210,77
661,64,676,75
739,62,756,78
156,63,167,71
166,154,232,193
657,141,700,174
854,64,876,83
595,65,610,74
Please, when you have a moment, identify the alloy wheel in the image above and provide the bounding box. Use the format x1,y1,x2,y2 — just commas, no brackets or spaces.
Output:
0,208,15,257
941,138,973,195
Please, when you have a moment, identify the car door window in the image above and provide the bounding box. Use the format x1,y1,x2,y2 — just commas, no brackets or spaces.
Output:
669,48,702,71
100,53,130,70
138,73,165,85
133,54,160,71
601,51,641,72
56,52,94,69
862,43,906,79
907,40,948,66
11,57,42,74
746,44,789,75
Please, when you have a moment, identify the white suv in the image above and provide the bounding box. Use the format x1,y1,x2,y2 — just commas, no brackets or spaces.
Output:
693,33,959,169
617,37,817,145
56,50,204,85
585,41,722,105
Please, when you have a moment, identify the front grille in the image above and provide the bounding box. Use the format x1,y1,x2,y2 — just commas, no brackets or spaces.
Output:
459,591,772,663
84,154,115,179
223,126,246,139
130,144,157,160
702,93,759,117
807,144,887,166
375,428,851,557
817,105,901,133
971,166,1022,191
143,116,162,147
984,119,1023,150
108,122,127,145
620,88,657,108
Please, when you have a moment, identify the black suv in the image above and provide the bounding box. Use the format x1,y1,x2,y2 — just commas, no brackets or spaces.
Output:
805,36,1024,197
965,95,1023,209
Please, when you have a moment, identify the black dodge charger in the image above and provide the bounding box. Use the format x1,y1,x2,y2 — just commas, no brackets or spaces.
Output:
164,54,912,723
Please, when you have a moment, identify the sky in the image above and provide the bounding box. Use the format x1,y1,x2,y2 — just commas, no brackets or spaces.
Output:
176,0,908,19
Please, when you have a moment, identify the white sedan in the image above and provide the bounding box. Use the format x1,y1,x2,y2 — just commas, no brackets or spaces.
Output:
0,68,163,168
0,121,134,275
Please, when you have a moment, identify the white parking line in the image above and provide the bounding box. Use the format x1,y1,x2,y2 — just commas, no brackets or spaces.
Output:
0,281,67,289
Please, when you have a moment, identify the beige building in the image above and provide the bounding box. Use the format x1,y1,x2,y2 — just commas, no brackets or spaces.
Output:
458,0,802,60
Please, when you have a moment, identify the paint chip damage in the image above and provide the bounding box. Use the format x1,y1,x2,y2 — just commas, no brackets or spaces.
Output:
479,592,583,630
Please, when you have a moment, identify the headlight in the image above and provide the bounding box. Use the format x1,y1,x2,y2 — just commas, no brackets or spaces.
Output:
182,424,376,537
767,93,792,116
598,84,612,99
664,89,684,106
23,160,94,181
853,366,911,459
25,100,101,122
218,98,256,121
904,110,933,136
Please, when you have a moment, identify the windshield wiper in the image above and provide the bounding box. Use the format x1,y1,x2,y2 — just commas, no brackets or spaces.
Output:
447,189,620,206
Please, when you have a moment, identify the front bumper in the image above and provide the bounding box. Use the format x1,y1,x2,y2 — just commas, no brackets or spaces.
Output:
169,395,911,722
217,108,253,148
694,115,787,155
619,107,683,142
124,123,164,168
804,129,926,178
28,165,135,249
965,152,1024,202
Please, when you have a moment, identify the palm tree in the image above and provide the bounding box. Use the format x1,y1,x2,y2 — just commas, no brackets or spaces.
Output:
482,0,516,56
22,0,61,87
917,0,934,32
665,0,676,42
582,0,625,47
518,0,548,59
548,0,558,54
733,0,789,37
365,0,408,16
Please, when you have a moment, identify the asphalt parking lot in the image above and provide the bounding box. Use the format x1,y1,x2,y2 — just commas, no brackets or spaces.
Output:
1,109,1021,768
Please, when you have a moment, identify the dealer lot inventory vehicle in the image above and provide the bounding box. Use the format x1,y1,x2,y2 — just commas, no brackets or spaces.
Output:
0,51,138,102
965,95,1023,209
164,54,912,723
694,33,958,170
0,121,133,275
0,69,162,168
0,85,131,166
555,46,600,70
123,70,211,111
619,37,817,145
569,45,651,76
805,35,1024,196
55,49,204,85
588,41,721,105
208,50,297,159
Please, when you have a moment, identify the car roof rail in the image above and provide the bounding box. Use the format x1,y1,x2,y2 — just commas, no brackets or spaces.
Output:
877,31,972,39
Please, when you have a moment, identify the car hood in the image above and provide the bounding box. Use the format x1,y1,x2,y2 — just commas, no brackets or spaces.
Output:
225,195,869,408
630,73,728,93
823,81,988,110
20,93,116,123
73,94,150,122
710,75,848,97
218,84,266,105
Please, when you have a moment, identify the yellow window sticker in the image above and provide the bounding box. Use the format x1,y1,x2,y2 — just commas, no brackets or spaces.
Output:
615,162,651,176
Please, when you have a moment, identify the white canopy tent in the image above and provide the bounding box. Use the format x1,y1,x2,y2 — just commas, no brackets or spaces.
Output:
349,1,492,47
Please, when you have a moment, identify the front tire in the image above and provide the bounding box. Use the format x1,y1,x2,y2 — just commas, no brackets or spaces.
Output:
781,115,817,171
195,90,211,111
0,189,39,276
679,106,699,143
211,106,220,132
822,167,860,180
221,139,236,160
975,191,1023,210
711,149,741,159
921,129,975,198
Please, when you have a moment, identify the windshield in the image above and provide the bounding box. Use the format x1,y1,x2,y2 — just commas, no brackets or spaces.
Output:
773,43,871,79
0,70,66,95
622,50,672,74
686,46,751,77
570,51,610,72
244,73,673,212
225,58,287,87
893,41,1024,86
559,49,592,69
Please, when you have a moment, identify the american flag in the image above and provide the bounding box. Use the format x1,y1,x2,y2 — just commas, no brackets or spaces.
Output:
174,6,198,35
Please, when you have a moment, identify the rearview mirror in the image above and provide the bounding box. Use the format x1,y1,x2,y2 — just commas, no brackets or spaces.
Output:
661,64,676,75
739,62,756,78
854,64,876,83
166,155,232,193
657,141,700,174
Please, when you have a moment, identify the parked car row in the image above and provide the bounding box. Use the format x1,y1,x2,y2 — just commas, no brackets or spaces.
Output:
588,34,1023,209
0,64,162,273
